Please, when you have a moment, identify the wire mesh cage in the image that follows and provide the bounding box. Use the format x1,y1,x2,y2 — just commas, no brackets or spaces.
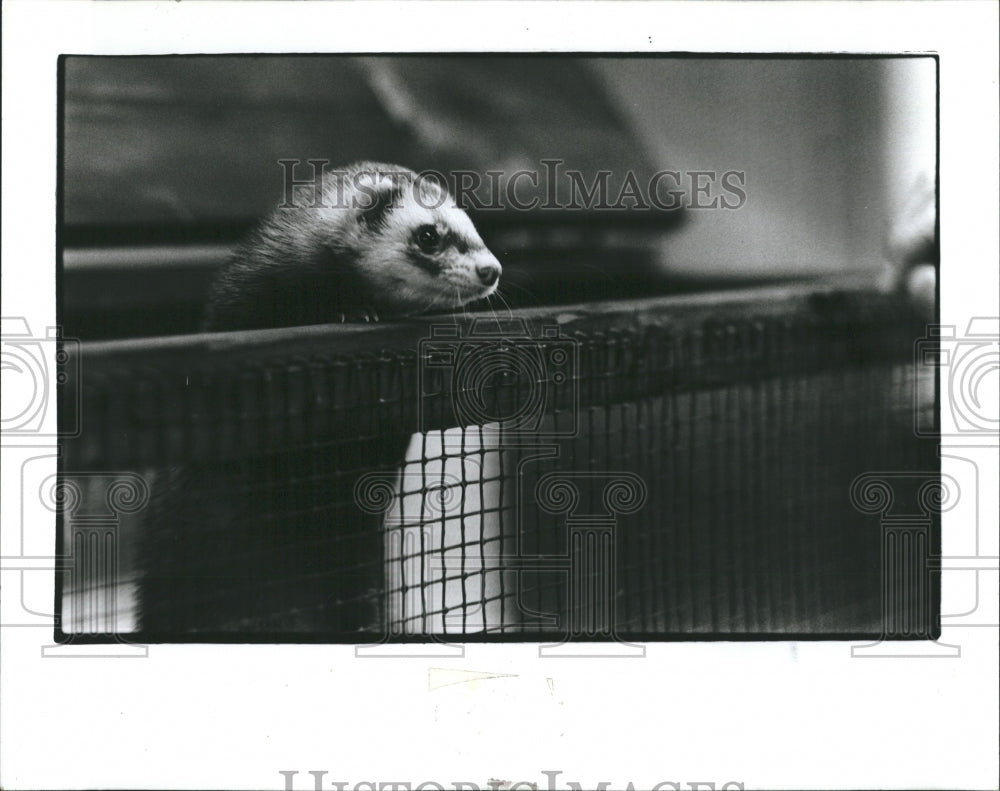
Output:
56,286,939,643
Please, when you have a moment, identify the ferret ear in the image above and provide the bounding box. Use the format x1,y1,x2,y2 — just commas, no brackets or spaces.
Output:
355,172,406,230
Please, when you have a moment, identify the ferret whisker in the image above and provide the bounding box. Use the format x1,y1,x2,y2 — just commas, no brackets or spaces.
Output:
485,294,499,325
492,290,514,319
490,288,513,316
497,281,537,303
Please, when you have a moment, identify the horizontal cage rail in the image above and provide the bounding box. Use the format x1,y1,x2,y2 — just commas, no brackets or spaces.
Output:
61,285,921,468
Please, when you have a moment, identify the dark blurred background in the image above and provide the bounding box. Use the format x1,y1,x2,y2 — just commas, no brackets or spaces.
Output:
60,55,935,339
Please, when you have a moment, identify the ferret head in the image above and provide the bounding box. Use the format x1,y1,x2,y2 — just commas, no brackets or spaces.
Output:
326,164,502,317
206,164,503,331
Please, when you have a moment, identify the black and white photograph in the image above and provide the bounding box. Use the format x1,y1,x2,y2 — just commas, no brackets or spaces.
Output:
55,52,942,643
2,2,997,790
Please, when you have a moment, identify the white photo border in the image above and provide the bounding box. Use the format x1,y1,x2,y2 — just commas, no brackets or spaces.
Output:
2,2,998,790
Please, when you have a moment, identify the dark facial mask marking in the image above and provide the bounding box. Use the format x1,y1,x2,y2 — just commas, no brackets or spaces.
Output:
358,181,405,229
407,248,443,276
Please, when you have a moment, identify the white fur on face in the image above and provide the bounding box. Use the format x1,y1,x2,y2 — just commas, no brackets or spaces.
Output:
358,192,501,315
305,167,500,316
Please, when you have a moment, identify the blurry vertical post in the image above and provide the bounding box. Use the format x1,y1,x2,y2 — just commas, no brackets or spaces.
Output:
46,472,149,655
850,471,959,657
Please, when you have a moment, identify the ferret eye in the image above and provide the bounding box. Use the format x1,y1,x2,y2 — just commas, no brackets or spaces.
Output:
416,225,440,253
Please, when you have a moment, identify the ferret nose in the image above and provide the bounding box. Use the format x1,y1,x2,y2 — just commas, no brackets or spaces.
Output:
476,262,501,286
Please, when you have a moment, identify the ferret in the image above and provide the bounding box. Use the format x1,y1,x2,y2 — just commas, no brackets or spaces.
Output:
204,161,501,331
140,163,501,637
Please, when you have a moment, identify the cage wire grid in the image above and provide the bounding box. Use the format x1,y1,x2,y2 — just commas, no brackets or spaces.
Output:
56,288,939,641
